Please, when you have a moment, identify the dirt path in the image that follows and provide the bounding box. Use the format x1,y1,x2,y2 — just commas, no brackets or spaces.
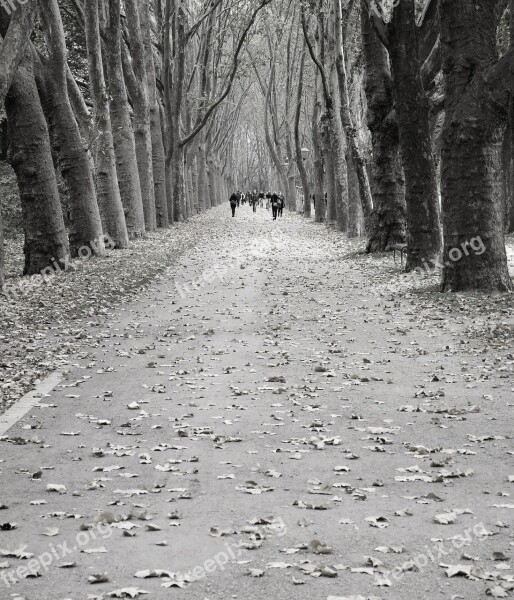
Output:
1,205,513,600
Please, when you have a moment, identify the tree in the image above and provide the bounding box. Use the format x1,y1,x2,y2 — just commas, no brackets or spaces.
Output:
364,0,442,270
295,47,312,217
303,0,348,231
84,0,129,248
124,0,157,230
5,47,70,275
361,0,406,252
140,0,169,228
37,0,104,256
106,0,146,239
438,0,512,291
0,2,36,289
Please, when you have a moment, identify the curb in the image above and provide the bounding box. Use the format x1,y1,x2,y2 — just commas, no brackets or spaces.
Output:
0,371,63,436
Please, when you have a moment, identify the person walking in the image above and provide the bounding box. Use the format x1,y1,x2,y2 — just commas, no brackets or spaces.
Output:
230,192,238,217
271,192,279,220
278,193,285,218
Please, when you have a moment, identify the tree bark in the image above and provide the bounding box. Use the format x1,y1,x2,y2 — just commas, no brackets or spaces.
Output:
84,0,129,248
320,112,337,225
0,207,4,291
0,2,35,105
347,151,364,237
361,0,406,252
5,49,70,275
312,76,325,223
0,3,36,288
106,0,145,239
295,49,311,218
387,0,441,270
325,5,348,232
334,0,372,232
439,0,511,291
197,138,208,213
140,0,169,228
37,0,104,257
124,0,156,230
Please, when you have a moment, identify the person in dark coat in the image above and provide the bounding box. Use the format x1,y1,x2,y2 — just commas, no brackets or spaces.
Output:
278,193,285,217
230,193,238,217
271,192,279,220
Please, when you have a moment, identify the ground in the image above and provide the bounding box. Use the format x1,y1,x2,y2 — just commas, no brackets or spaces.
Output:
0,205,513,600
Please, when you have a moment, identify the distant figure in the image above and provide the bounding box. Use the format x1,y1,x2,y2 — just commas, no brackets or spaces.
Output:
271,192,279,220
278,193,285,217
230,192,238,217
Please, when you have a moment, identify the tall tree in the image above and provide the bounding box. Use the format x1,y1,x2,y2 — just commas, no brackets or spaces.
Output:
140,0,169,228
334,0,373,232
361,0,406,252
365,0,442,270
438,0,512,291
106,0,146,239
295,47,312,218
5,47,70,275
84,0,129,248
124,0,157,230
0,2,36,289
37,0,104,256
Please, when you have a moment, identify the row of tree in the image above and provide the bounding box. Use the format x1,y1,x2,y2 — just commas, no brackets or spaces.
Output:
0,0,271,289
230,0,514,292
1,0,514,294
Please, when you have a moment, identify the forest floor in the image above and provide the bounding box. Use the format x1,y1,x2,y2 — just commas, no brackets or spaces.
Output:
0,206,514,600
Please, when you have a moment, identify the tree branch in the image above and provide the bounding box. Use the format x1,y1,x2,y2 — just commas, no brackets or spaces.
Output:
179,0,274,148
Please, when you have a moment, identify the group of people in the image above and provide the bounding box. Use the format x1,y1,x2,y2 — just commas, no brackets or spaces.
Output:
229,190,285,220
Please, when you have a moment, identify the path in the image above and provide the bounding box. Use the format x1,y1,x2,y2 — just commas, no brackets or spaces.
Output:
1,205,513,600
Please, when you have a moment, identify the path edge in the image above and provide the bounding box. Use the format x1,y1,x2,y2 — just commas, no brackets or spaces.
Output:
0,371,63,436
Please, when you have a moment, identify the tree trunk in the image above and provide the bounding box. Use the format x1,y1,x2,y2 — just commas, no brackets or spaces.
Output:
140,0,168,228
0,2,35,104
5,49,70,275
312,79,325,223
439,0,511,291
361,0,406,252
0,207,4,291
36,0,104,257
35,54,104,257
347,151,364,237
106,0,145,239
332,100,349,232
84,0,129,248
207,153,216,210
295,50,311,218
0,3,36,287
197,139,208,213
124,0,156,231
388,0,441,270
334,0,372,232
320,112,337,225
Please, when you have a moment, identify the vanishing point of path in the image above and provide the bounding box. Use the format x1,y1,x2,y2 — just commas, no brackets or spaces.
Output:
0,206,513,600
